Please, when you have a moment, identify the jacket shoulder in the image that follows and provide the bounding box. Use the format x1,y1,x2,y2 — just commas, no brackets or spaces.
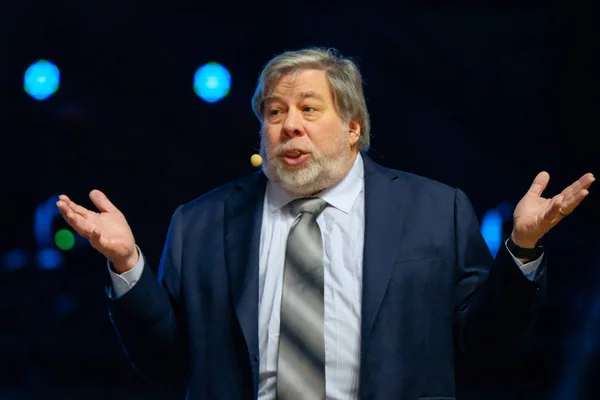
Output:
176,172,265,217
369,158,458,198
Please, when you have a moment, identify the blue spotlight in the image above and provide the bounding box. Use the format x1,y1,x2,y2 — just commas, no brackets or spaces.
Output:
193,62,231,103
34,194,60,247
36,248,64,270
1,249,30,270
481,208,503,257
24,60,60,100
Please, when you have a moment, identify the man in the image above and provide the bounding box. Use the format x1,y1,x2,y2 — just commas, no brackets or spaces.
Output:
57,48,594,399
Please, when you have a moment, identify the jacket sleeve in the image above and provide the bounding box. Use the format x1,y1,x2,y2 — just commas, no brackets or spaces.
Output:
107,205,189,383
452,188,546,361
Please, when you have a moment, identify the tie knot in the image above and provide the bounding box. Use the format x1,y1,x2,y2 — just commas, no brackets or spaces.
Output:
291,197,328,218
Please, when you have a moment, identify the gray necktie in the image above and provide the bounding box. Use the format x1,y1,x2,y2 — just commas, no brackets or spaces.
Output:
276,197,328,400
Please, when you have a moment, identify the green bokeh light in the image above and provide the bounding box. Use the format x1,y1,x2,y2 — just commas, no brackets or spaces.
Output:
55,229,75,250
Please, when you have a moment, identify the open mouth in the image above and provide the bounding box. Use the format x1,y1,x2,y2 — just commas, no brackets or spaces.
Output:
283,149,304,158
281,149,310,166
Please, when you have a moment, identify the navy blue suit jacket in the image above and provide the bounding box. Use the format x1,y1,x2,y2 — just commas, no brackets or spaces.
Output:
108,154,545,399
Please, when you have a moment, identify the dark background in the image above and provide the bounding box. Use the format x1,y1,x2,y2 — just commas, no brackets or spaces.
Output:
1,1,598,399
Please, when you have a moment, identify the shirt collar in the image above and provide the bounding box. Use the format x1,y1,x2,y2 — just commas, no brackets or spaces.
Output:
266,153,364,214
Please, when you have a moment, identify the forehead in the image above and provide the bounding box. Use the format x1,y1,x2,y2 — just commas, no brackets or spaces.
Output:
270,69,332,100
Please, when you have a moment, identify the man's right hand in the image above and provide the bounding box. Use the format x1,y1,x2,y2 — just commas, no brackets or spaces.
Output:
57,189,138,273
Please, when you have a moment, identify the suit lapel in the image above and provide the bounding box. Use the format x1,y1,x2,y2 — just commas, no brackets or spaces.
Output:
361,154,409,346
224,172,267,375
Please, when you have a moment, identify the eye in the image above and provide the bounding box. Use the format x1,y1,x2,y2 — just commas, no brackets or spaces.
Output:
268,109,280,116
303,106,315,113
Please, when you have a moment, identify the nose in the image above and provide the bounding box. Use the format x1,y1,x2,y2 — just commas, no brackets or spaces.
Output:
282,109,304,138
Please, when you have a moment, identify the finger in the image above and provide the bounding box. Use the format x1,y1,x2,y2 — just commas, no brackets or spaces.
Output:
59,206,94,238
56,200,70,216
90,228,103,246
90,228,111,253
58,195,75,212
58,195,81,214
560,188,590,215
57,196,94,219
579,173,595,191
543,195,564,223
59,194,80,210
89,190,118,213
57,200,78,222
528,171,550,196
560,173,595,201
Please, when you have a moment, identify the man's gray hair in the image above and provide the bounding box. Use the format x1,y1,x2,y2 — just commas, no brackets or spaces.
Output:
251,47,371,151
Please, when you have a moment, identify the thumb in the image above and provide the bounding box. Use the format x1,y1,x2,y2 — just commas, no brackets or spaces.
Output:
89,189,118,213
528,171,550,196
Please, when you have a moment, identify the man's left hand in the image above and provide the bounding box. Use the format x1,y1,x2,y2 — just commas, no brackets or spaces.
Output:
511,171,595,248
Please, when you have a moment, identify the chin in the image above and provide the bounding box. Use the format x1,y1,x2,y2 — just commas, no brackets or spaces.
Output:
279,169,332,196
281,182,328,197
263,147,355,196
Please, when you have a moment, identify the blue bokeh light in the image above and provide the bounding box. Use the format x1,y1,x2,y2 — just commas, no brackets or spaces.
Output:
193,62,231,103
1,249,30,270
24,60,60,100
496,201,514,221
36,248,64,270
34,194,60,247
481,208,503,257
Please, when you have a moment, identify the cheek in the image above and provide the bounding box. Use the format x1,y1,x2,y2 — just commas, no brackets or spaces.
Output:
314,122,345,147
309,121,336,140
262,125,280,146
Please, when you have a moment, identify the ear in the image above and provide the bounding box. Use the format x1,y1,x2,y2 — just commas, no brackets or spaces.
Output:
348,120,361,147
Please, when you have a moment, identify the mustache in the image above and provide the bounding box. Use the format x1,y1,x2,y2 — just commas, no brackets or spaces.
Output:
272,141,315,157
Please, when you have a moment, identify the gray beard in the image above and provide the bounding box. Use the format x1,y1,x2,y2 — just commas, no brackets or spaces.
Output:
260,132,354,197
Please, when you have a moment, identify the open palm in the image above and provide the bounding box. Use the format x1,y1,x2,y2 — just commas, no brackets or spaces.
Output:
512,171,595,247
56,190,137,271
